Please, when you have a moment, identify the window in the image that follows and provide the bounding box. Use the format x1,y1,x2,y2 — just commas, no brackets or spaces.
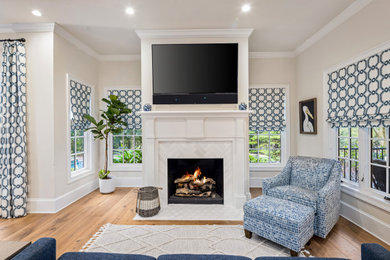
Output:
70,129,86,172
249,130,282,164
337,127,359,183
370,127,389,194
112,129,142,165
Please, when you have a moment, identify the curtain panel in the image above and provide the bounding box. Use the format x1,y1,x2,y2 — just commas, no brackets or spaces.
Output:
69,79,92,130
0,41,27,218
249,87,287,132
327,48,390,128
108,89,142,129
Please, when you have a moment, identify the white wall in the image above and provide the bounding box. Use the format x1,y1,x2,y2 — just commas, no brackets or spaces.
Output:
295,0,390,244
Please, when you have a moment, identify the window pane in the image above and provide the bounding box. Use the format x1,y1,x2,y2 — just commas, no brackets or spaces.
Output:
260,131,269,135
339,158,347,179
259,150,269,163
258,135,269,150
124,136,133,149
371,140,387,163
351,138,359,160
249,135,258,149
113,150,123,163
371,127,386,139
71,138,75,154
350,127,358,138
270,149,281,163
76,137,84,153
135,150,142,163
123,150,134,163
338,138,349,158
113,136,123,149
249,150,258,163
270,131,281,135
338,128,349,137
270,135,281,149
135,136,142,149
371,165,386,192
350,161,359,182
135,129,142,135
71,129,75,137
70,155,75,172
76,130,84,137
76,153,84,170
124,129,134,135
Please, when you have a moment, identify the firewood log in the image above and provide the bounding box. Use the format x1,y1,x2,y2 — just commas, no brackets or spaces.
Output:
174,175,193,183
176,187,201,195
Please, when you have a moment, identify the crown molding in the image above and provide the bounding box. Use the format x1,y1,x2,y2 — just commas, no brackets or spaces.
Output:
98,54,141,61
249,51,296,59
53,24,99,59
0,23,55,33
135,28,254,39
295,0,373,54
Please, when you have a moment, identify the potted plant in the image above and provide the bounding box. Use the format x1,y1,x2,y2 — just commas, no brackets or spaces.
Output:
84,95,131,194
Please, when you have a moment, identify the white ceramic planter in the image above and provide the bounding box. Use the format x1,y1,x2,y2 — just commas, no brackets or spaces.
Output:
99,177,115,194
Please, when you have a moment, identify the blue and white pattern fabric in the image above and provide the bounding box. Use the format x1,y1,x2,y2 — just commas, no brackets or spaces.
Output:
0,41,27,218
249,87,286,131
108,89,142,129
262,156,341,238
327,47,390,128
69,79,91,130
244,195,314,253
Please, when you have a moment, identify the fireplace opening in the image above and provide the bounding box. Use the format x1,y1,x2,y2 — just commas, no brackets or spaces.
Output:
167,158,223,204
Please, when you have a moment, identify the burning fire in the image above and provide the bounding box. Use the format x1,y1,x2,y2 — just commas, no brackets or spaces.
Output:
193,167,202,179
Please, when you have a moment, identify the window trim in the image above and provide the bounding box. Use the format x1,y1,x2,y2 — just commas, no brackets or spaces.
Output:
66,74,94,183
104,86,143,172
249,84,290,171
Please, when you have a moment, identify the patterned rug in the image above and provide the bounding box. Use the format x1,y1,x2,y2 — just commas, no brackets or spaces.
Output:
81,224,299,259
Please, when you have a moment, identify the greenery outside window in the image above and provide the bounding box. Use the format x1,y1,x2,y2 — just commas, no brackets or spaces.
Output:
70,129,87,173
112,129,142,165
249,130,282,164
370,127,389,194
337,127,359,184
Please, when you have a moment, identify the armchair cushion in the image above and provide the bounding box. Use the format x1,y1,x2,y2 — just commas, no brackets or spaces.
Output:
266,185,317,211
290,157,335,191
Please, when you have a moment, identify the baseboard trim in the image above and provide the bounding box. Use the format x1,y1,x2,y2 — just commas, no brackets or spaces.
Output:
340,200,390,245
250,177,264,188
114,177,143,187
28,180,98,213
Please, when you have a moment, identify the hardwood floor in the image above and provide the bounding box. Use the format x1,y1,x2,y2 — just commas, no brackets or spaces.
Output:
0,188,388,259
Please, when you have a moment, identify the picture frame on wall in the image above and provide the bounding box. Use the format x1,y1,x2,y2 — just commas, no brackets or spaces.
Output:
299,98,317,135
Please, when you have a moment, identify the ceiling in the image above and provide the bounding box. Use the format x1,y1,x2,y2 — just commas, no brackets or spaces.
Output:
0,0,356,55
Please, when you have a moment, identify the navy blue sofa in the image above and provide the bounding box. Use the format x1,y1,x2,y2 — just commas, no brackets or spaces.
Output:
11,238,390,260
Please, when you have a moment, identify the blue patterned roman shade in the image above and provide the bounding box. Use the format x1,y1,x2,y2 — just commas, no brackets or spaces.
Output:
249,87,286,132
69,79,92,130
108,89,142,129
327,48,390,128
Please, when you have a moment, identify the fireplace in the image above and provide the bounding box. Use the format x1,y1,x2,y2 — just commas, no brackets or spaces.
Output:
167,158,224,204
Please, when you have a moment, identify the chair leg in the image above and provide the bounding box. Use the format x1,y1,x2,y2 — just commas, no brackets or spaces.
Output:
290,250,298,257
244,229,252,239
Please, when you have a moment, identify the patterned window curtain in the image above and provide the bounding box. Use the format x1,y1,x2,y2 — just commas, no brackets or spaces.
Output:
327,48,390,127
0,41,27,218
249,87,287,132
69,79,91,130
107,89,142,129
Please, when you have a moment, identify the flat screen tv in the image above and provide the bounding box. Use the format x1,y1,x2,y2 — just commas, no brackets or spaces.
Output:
152,43,238,104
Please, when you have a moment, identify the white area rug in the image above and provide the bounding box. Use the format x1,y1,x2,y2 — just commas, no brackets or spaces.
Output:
133,204,243,221
82,224,293,259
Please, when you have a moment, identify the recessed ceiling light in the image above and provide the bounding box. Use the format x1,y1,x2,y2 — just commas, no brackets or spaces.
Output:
241,4,251,13
32,10,42,17
125,7,135,15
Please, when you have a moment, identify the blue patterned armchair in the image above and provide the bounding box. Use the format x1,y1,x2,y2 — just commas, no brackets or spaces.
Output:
262,156,341,238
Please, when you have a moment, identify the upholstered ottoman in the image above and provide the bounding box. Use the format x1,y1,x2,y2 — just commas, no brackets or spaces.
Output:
243,195,314,256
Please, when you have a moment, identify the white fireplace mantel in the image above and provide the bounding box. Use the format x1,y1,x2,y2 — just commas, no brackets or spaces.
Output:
141,110,250,209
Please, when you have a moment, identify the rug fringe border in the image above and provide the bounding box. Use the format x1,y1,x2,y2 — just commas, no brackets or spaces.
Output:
80,223,111,251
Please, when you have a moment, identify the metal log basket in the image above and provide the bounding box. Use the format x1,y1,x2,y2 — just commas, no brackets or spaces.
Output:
136,186,161,217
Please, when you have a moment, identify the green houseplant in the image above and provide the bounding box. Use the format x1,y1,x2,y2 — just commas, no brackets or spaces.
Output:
84,95,131,193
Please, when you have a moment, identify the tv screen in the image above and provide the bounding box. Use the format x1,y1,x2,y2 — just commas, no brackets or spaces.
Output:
152,43,238,104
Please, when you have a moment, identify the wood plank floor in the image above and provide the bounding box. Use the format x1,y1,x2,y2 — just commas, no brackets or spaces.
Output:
0,188,388,259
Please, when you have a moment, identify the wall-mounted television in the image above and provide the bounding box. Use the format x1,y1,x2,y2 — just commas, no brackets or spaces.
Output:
152,43,238,104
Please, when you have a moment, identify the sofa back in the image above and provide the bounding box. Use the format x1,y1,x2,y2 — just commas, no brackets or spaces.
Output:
289,156,337,191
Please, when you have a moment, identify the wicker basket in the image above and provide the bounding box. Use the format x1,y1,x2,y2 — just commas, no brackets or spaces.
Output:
136,186,161,217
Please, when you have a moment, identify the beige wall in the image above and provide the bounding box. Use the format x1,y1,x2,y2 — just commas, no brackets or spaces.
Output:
295,0,390,242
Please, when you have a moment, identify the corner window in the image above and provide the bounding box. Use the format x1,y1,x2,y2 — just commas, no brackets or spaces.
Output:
249,130,282,164
112,129,142,165
337,127,359,183
370,127,389,194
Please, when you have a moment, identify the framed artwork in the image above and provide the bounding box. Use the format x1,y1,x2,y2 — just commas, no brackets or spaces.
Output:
299,98,317,134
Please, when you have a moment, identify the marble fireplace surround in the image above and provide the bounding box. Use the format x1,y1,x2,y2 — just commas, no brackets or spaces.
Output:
141,110,251,209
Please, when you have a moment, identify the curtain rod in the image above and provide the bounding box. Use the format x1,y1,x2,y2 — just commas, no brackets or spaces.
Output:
0,38,26,42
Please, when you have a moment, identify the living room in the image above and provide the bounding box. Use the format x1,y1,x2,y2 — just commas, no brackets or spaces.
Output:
0,0,389,259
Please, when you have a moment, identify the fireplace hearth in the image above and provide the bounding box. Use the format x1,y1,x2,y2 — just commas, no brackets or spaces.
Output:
167,158,223,204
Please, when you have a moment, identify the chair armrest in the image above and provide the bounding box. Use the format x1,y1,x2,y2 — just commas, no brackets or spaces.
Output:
262,159,291,195
12,238,56,260
362,243,390,260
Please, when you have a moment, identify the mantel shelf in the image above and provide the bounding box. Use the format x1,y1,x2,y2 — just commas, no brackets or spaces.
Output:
139,110,251,118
